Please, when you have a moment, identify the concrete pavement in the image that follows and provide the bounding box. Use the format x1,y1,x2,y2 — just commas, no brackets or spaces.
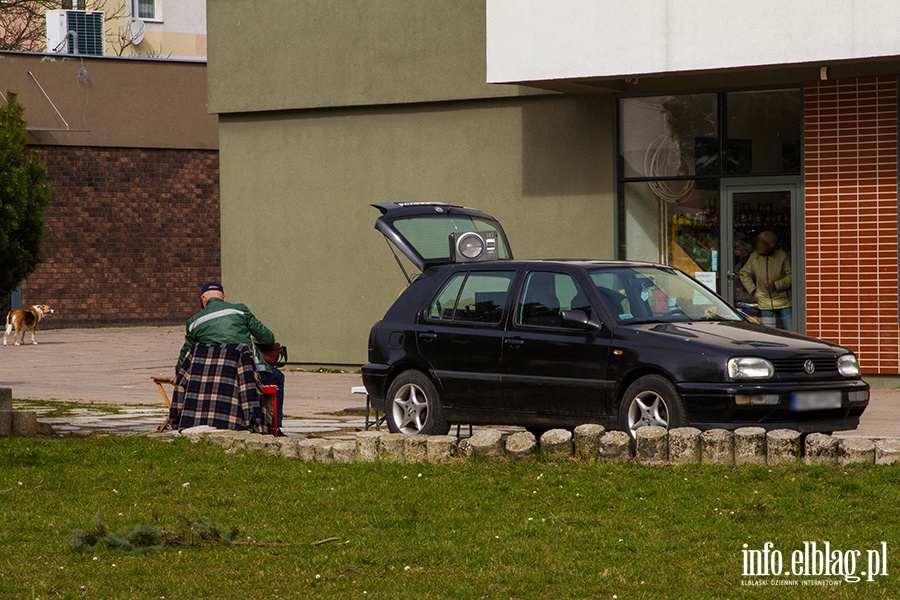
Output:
1,325,898,438
1,326,369,436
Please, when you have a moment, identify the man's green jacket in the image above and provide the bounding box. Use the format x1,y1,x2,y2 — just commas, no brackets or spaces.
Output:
176,297,275,373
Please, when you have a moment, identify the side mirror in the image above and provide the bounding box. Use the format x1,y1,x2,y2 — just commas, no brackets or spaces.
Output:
560,309,601,331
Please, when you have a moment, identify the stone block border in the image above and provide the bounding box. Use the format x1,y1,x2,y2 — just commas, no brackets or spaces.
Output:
0,388,57,438
164,424,899,468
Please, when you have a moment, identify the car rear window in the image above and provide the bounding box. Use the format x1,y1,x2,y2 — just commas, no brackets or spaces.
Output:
394,216,511,262
427,271,515,324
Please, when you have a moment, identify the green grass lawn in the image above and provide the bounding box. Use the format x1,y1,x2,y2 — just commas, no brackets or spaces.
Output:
1,436,898,599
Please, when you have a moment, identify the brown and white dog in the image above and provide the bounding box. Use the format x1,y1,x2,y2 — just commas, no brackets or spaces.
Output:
4,305,54,346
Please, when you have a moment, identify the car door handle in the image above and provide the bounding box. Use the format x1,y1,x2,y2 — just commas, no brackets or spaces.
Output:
418,331,437,342
504,337,524,349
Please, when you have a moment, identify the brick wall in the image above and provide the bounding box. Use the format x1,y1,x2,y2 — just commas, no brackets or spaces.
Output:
19,146,220,328
804,76,899,374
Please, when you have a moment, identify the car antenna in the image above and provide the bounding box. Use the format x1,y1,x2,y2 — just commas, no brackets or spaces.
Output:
383,236,413,285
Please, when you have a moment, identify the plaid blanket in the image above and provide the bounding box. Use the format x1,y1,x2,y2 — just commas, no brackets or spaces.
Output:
170,343,263,431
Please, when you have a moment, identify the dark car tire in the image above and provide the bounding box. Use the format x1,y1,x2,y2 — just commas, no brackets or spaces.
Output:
618,375,687,438
385,370,450,436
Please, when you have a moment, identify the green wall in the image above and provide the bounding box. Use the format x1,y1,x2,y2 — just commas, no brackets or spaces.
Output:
208,0,526,114
210,0,618,364
220,95,616,364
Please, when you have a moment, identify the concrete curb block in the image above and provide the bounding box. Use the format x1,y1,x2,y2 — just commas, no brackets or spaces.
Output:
573,424,606,461
875,439,900,465
767,429,802,465
804,433,838,466
404,436,428,463
467,429,504,459
635,426,667,465
839,438,876,465
734,427,767,466
426,435,458,463
152,425,898,468
598,431,633,462
540,429,574,460
701,429,734,466
505,431,538,462
0,410,11,438
11,411,39,438
668,427,701,465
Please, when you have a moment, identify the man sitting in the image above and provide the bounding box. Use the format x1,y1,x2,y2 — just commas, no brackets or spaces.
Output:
175,282,285,428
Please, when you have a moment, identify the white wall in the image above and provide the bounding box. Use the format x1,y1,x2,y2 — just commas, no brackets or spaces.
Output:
145,0,206,35
487,0,900,83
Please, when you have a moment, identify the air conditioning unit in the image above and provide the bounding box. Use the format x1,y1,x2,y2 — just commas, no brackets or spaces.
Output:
47,10,105,57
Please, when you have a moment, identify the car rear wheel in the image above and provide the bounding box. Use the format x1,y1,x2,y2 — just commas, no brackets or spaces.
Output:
618,375,687,439
385,370,450,436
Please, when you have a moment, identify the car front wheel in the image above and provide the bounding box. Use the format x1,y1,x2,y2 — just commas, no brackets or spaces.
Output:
618,375,687,439
385,370,450,436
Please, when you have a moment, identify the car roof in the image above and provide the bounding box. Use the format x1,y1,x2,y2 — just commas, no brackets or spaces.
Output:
426,259,672,271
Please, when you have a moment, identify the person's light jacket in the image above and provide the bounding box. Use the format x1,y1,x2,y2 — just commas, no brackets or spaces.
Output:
739,249,792,310
176,297,275,372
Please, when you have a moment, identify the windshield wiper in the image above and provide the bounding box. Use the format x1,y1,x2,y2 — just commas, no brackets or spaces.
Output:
626,318,690,325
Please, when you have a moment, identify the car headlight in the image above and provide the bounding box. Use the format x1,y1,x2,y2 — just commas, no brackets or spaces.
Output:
727,357,774,380
838,354,861,377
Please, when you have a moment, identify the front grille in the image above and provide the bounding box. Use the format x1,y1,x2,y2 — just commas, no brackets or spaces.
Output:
770,356,838,375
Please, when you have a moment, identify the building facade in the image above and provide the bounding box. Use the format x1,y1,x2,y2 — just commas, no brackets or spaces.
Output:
105,0,207,59
208,0,900,373
4,51,219,327
1,0,206,59
487,0,900,374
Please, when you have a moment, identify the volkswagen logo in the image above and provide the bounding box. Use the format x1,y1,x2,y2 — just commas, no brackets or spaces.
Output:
804,360,816,375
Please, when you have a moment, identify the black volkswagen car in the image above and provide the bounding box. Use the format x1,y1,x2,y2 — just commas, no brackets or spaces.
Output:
363,203,869,437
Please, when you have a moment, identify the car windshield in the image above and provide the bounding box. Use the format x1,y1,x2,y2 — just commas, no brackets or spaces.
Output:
589,266,743,325
392,215,511,262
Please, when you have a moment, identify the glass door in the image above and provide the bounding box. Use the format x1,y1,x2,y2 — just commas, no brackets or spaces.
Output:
723,181,802,331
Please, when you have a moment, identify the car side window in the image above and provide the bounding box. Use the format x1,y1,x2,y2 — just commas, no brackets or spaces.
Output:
427,271,515,324
428,273,466,320
517,272,591,328
591,272,632,319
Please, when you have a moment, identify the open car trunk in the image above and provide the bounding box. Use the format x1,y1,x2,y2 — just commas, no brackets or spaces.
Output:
373,203,513,273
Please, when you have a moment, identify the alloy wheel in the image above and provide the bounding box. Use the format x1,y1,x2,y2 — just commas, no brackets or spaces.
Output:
626,390,670,437
391,383,429,435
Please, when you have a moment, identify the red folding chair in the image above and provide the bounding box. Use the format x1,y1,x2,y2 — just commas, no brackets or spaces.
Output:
262,385,280,436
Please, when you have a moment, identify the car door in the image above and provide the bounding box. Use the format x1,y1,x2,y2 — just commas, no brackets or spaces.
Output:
502,269,614,418
415,269,516,414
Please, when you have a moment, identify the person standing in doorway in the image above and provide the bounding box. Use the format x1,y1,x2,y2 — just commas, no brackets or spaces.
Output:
739,231,792,330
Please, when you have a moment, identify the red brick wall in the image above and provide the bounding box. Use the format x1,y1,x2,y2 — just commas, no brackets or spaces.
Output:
19,146,220,327
804,76,899,374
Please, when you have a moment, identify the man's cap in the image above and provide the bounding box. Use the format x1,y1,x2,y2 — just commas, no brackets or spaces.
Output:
201,281,224,295
757,231,777,248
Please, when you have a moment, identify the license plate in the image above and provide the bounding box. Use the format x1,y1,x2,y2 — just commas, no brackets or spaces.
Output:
791,391,842,412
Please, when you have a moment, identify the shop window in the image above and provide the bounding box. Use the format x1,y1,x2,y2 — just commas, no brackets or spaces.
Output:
726,90,802,174
618,90,801,270
622,181,720,272
619,94,718,180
